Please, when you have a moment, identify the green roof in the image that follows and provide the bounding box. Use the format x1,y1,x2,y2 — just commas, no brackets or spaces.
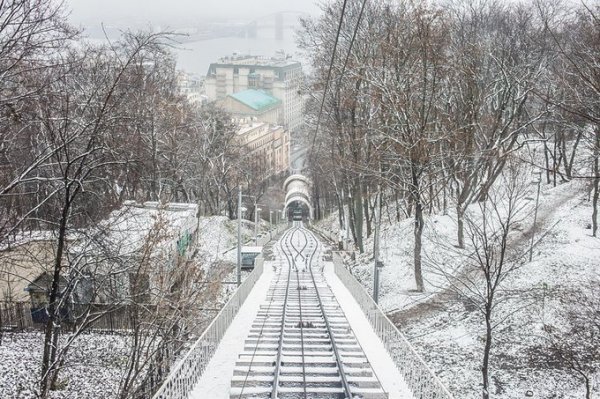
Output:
229,89,280,112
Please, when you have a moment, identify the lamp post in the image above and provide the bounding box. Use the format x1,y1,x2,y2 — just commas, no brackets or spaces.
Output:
237,188,256,286
529,169,543,262
237,187,242,286
269,210,273,239
373,186,382,304
255,207,261,245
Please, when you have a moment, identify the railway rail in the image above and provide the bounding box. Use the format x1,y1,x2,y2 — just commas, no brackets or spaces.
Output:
230,223,388,399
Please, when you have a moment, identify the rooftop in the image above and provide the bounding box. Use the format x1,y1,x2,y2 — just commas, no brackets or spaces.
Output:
72,201,198,259
237,121,268,136
216,53,300,68
229,89,281,112
207,53,302,76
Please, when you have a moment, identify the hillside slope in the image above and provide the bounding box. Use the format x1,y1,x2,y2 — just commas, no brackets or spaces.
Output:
316,180,599,397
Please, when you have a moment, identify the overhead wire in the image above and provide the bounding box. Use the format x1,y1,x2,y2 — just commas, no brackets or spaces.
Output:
308,0,349,153
308,0,369,164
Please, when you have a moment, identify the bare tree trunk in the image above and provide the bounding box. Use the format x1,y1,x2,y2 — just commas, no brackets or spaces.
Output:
363,187,372,238
409,163,424,291
581,372,592,399
41,192,71,397
457,203,465,249
592,129,599,237
442,183,448,215
0,304,3,346
414,199,425,292
337,192,344,230
553,130,558,187
544,144,551,184
354,183,364,253
482,308,493,399
395,189,401,222
566,130,583,179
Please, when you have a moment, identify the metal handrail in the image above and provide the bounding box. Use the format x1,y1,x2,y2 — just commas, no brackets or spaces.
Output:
332,251,455,399
152,259,264,399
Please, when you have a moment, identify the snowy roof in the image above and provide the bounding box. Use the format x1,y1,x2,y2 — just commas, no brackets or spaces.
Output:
73,201,198,260
228,89,280,112
241,246,262,253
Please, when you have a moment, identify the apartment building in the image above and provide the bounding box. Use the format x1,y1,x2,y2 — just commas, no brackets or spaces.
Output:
218,89,281,126
206,53,303,133
235,120,290,179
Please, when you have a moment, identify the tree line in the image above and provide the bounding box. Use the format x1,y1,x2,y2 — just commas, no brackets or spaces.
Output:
301,1,599,397
300,0,600,291
0,0,263,397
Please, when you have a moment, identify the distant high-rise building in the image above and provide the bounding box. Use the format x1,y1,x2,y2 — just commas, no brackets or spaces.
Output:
205,53,303,133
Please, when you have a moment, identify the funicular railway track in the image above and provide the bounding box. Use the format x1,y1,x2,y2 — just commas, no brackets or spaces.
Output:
230,223,388,399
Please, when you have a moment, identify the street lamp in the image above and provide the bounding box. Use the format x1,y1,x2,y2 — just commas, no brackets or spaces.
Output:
237,187,256,286
373,186,382,304
237,188,243,286
269,210,273,239
255,207,261,245
529,169,543,262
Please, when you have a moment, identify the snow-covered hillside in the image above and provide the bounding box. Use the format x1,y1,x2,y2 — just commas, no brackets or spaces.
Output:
315,180,599,398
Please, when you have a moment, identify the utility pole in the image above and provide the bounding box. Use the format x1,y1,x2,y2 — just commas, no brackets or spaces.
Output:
373,186,382,304
237,187,242,286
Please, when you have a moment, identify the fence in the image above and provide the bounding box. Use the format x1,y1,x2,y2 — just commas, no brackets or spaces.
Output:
0,301,156,332
221,223,287,255
310,224,353,250
332,252,455,399
0,301,33,330
151,256,264,399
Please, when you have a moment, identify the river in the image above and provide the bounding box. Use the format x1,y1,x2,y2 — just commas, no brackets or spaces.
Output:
172,28,307,75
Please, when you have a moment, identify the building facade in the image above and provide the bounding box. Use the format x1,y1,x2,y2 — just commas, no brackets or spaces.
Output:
235,120,290,180
205,54,303,133
218,89,281,126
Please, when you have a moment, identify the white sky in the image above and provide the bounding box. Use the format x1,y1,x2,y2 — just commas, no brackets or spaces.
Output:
64,0,322,26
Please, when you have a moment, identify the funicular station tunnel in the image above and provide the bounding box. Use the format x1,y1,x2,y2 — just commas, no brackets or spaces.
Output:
283,174,312,222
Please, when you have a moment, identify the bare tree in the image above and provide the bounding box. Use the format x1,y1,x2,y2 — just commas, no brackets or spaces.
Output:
533,278,600,399
368,1,447,291
441,0,545,248
29,32,179,397
437,161,530,399
539,1,600,236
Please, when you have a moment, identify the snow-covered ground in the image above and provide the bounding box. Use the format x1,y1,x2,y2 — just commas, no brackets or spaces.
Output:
0,331,130,399
314,180,600,398
195,215,266,265
0,216,282,399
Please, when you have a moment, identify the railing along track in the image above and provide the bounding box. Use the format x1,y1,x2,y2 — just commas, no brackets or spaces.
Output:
231,222,387,399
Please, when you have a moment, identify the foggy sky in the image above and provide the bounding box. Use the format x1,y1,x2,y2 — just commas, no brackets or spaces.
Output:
65,0,321,27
